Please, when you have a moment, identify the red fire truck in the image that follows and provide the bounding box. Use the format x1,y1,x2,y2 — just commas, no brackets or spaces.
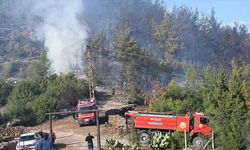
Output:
125,111,212,147
76,99,97,127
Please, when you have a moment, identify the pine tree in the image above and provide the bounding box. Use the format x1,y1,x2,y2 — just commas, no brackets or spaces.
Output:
113,25,144,96
88,32,110,84
153,13,181,64
202,63,249,149
220,61,248,150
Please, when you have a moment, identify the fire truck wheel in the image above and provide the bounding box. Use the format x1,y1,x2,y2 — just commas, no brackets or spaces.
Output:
139,130,150,144
192,136,204,148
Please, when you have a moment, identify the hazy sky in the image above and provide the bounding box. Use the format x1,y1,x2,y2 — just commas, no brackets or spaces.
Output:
164,0,250,29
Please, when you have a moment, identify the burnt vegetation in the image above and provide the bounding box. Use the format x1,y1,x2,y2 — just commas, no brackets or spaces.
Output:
0,0,250,149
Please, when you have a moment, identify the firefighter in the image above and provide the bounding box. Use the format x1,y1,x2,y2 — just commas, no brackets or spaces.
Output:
85,133,94,150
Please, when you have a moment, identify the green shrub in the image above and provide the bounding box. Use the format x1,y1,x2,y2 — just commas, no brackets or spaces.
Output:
150,132,170,150
168,132,186,150
0,81,13,106
105,138,124,150
6,73,88,126
127,128,140,150
32,94,58,124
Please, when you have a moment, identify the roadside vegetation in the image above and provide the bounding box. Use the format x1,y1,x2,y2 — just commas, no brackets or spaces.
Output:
149,61,250,149
4,55,89,126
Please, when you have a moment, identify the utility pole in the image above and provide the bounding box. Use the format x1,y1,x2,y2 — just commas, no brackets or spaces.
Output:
96,111,101,150
86,45,101,149
86,45,95,99
49,114,52,139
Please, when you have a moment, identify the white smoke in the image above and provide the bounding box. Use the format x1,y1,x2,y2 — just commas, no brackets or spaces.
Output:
18,0,88,74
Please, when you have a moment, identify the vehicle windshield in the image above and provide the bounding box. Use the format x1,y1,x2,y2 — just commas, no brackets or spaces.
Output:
19,135,35,141
80,106,94,111
200,117,209,125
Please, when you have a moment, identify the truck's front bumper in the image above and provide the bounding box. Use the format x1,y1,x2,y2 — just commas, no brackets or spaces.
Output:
78,118,96,125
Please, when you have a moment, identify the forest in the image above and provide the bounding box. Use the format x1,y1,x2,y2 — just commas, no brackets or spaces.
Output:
0,0,250,149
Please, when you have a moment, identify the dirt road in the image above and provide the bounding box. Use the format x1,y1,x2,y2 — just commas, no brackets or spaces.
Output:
33,116,127,150
31,87,130,150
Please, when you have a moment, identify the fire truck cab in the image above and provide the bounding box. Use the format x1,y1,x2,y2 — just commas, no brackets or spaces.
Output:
76,99,97,127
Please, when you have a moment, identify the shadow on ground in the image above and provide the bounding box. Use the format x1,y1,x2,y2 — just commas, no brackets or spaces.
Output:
54,143,66,149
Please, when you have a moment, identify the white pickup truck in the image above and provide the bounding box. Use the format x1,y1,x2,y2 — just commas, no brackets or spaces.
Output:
16,132,37,150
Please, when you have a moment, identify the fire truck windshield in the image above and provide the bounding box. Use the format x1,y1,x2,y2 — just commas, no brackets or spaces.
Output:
200,117,209,125
80,106,94,111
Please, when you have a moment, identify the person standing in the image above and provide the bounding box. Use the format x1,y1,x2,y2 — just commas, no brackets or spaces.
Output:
39,133,53,150
35,133,42,150
85,133,94,150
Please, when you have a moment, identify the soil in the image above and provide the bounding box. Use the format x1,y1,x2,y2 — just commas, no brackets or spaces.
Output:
33,116,128,150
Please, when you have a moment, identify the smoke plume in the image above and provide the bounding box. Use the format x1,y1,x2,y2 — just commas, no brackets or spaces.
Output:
15,0,88,74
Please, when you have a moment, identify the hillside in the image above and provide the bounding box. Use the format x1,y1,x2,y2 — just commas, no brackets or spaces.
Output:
0,0,250,149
